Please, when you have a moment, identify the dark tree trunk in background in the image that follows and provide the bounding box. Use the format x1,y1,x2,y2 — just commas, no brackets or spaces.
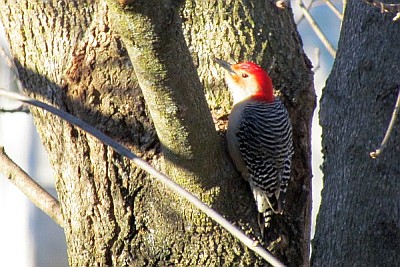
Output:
0,0,314,266
312,1,400,265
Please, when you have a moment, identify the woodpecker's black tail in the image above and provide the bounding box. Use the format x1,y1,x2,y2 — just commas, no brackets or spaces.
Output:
258,209,273,238
258,193,285,238
266,193,283,214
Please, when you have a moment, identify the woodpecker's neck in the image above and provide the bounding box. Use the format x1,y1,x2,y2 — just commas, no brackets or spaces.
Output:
251,89,275,103
230,86,275,105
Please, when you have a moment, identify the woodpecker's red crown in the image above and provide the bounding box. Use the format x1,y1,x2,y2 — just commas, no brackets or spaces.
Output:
215,59,274,104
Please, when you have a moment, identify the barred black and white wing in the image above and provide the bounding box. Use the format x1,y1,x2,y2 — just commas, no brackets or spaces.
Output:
236,99,293,233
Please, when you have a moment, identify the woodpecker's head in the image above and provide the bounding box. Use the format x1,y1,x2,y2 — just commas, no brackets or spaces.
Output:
215,58,274,104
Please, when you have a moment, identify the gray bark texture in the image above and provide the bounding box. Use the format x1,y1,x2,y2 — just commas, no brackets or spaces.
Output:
0,0,314,266
312,1,400,266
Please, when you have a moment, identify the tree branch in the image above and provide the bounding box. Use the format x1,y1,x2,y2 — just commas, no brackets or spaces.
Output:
0,88,285,267
105,1,229,188
370,86,400,159
362,0,400,20
0,44,23,91
325,0,343,20
296,0,337,57
363,0,400,12
0,146,63,227
0,104,30,114
296,0,316,25
313,48,321,72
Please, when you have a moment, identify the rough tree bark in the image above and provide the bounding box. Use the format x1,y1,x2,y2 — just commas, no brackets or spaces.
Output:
0,0,314,266
312,1,400,266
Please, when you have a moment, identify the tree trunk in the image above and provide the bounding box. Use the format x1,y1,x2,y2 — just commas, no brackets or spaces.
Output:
0,0,314,266
182,2,316,263
312,1,400,265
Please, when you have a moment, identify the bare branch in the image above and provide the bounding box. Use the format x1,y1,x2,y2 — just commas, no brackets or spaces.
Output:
0,89,285,267
296,0,337,57
363,0,400,20
363,0,400,13
0,45,14,71
325,0,343,20
370,86,400,159
0,146,63,227
312,48,321,72
0,45,24,92
0,104,30,114
296,0,316,25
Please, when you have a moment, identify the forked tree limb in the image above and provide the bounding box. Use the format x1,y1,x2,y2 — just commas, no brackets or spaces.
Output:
0,88,285,267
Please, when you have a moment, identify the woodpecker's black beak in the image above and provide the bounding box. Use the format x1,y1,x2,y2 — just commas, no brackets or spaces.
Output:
214,58,236,75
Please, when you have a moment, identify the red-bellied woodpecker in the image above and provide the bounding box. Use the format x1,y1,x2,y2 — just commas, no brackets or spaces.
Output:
215,58,293,237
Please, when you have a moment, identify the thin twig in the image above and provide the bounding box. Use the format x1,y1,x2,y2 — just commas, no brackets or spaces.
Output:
0,146,63,226
324,0,343,20
296,0,316,24
0,45,24,92
362,0,400,21
370,86,400,159
312,47,321,72
0,89,285,267
0,104,30,114
296,0,337,57
0,45,14,71
363,0,400,12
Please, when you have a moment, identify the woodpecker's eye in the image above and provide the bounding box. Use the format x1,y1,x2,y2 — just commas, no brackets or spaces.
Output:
242,73,249,78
